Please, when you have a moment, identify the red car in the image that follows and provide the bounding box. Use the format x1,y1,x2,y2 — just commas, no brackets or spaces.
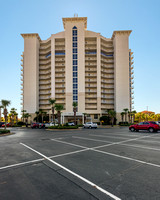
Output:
1,123,10,127
129,121,160,133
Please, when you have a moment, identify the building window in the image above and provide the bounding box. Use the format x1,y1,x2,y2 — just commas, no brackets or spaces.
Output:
94,114,98,119
73,60,77,65
73,43,77,47
73,48,77,53
73,78,77,83
73,72,77,77
73,66,77,71
73,54,77,59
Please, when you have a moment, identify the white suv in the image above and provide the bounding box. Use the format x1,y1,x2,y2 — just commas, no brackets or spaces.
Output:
83,122,97,129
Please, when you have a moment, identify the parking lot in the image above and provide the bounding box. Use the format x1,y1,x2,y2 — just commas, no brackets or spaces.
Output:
0,127,160,200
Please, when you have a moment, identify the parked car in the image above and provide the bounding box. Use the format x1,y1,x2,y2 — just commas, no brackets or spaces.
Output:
0,122,5,127
45,122,58,128
1,123,10,127
31,123,39,129
68,122,75,126
83,122,97,129
129,121,160,133
155,121,160,126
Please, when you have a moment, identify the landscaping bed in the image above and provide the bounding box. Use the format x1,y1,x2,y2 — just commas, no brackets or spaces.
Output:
48,125,79,129
0,129,10,134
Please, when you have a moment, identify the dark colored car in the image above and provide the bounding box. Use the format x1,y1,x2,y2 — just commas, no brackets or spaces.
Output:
1,123,11,127
129,121,160,133
31,123,39,129
31,123,45,129
0,122,5,127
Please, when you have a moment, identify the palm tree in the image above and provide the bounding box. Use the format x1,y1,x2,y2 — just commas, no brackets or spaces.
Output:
15,112,18,125
49,99,56,124
21,110,26,122
123,108,129,122
35,111,39,122
108,110,116,127
132,110,137,123
10,108,17,126
55,104,64,125
72,102,78,125
24,113,31,127
1,100,11,129
120,112,125,122
0,105,4,122
39,109,44,123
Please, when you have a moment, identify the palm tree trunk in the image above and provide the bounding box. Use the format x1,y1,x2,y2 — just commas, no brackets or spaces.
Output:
74,108,76,125
52,107,55,125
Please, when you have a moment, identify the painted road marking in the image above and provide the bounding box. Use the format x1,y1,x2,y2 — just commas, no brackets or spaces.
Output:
20,142,121,200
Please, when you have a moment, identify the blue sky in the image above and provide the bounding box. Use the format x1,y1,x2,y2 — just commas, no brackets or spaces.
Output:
0,0,160,117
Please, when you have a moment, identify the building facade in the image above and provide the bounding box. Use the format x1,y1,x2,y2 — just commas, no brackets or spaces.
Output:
21,16,134,123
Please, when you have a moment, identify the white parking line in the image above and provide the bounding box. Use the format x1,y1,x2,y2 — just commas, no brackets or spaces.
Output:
73,136,112,143
0,158,44,170
117,143,160,152
20,142,121,200
51,138,88,149
89,134,136,140
92,148,160,169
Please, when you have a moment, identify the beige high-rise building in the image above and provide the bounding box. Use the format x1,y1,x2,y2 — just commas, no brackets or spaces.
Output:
21,16,134,124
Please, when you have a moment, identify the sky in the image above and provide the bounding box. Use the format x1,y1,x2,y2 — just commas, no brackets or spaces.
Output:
0,0,160,117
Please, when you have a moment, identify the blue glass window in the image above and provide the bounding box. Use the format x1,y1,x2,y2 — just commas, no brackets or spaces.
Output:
73,48,77,53
73,66,77,71
73,72,77,77
73,84,78,89
73,37,77,41
73,43,77,47
73,60,77,65
73,78,78,83
73,26,77,30
73,30,77,36
73,54,77,59
73,90,78,94
73,96,78,101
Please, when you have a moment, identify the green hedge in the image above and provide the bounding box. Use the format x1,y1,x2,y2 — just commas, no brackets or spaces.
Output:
48,125,79,129
0,130,10,134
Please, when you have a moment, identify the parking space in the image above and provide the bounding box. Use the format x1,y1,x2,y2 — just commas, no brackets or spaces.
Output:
0,127,160,199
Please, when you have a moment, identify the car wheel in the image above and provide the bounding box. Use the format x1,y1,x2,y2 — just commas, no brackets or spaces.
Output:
130,127,135,132
148,128,154,133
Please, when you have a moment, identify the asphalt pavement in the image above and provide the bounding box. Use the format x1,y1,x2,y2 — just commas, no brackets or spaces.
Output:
0,127,160,200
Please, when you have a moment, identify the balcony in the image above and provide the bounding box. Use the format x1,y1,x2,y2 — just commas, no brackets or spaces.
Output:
85,41,96,45
101,70,114,74
39,80,51,85
85,100,97,103
40,44,51,50
85,94,97,98
55,91,65,94
39,66,51,70
39,60,51,65
85,79,97,83
39,91,51,95
39,96,51,100
39,86,51,90
55,58,65,62
85,90,97,93
55,74,65,78
85,62,97,66
55,63,65,67
85,74,97,78
39,75,51,80
55,80,65,83
85,84,97,88
55,95,65,99
39,71,51,75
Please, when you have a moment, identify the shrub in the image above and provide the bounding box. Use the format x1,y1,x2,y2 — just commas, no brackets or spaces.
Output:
17,121,25,125
119,122,132,126
0,130,10,134
48,125,79,129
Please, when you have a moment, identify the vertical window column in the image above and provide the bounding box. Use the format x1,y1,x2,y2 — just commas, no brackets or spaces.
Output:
72,26,78,103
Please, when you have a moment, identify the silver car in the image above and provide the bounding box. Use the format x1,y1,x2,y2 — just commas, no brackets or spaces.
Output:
83,122,97,129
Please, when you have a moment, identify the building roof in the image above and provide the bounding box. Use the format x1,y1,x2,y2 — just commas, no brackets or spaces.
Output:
112,30,132,39
62,17,87,29
21,33,41,42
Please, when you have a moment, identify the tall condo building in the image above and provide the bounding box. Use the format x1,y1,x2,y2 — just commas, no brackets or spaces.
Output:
21,16,134,123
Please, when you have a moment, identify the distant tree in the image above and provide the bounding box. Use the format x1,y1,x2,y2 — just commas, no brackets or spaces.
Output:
49,99,56,124
35,111,39,122
72,102,78,125
123,108,129,122
0,105,3,122
55,104,64,125
24,113,31,127
107,110,116,127
21,110,26,122
1,100,11,129
120,112,125,122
